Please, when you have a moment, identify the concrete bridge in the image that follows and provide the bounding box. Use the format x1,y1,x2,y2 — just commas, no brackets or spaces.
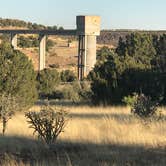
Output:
0,16,101,80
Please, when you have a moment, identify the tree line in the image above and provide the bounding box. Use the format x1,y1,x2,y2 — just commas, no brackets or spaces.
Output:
0,18,64,30
89,33,166,105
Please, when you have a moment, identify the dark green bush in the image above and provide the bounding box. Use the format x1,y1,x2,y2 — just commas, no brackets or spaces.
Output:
37,69,60,98
60,70,77,82
89,33,166,105
89,53,120,105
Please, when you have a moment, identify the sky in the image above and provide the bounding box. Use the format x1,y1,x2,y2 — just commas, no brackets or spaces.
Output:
0,0,166,30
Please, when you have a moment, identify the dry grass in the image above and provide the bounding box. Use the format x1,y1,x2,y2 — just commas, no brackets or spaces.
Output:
0,105,165,166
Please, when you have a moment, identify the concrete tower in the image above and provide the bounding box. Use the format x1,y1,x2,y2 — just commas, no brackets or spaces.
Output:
77,16,101,80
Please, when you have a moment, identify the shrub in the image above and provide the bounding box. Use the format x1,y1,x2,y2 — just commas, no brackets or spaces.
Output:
46,39,55,51
58,81,91,102
89,54,120,105
79,81,92,101
122,93,138,106
37,69,60,97
131,94,158,118
49,64,59,69
25,103,68,145
58,82,81,102
60,70,77,82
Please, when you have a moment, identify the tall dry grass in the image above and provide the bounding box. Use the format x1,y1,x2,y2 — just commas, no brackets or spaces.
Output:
0,106,165,166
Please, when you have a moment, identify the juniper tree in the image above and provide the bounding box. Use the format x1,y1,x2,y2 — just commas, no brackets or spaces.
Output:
0,41,37,109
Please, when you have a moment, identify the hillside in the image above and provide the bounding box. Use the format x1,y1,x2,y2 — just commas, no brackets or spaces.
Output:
19,37,78,71
0,18,63,30
97,30,166,47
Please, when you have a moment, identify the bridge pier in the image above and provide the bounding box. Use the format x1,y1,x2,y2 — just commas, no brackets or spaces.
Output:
39,34,46,71
86,35,97,75
11,34,17,50
77,16,100,80
78,35,97,80
78,35,87,80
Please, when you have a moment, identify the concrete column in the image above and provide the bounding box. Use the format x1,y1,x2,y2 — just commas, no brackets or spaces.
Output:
11,34,17,50
83,35,87,76
78,35,87,80
85,35,96,76
39,34,46,71
78,35,82,80
77,35,97,79
76,15,100,80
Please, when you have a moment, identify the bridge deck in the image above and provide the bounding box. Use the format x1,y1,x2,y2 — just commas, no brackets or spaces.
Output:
0,29,165,36
0,29,77,36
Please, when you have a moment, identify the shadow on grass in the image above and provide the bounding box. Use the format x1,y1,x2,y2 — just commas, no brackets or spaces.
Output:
69,112,135,121
36,100,92,107
67,113,166,123
0,135,165,166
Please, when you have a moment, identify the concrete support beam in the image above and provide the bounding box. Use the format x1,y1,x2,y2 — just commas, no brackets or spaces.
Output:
77,35,97,80
11,34,17,50
86,35,96,75
77,16,101,80
39,34,46,71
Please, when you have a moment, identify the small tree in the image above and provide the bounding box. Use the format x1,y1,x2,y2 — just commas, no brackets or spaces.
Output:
0,41,38,109
131,94,158,118
25,103,68,145
0,93,18,135
37,69,60,97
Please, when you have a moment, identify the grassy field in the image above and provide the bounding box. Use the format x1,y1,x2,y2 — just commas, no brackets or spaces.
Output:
0,105,165,166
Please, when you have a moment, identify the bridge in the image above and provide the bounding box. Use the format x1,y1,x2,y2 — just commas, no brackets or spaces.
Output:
0,16,101,80
0,29,77,35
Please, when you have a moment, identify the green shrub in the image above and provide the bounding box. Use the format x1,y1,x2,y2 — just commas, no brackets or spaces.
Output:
25,103,68,145
61,82,81,102
37,69,60,98
46,39,55,51
60,70,77,82
122,93,138,106
18,36,39,48
52,81,91,102
89,54,120,105
131,94,158,118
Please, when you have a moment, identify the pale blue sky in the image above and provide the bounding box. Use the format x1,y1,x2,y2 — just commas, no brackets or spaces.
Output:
0,0,165,30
